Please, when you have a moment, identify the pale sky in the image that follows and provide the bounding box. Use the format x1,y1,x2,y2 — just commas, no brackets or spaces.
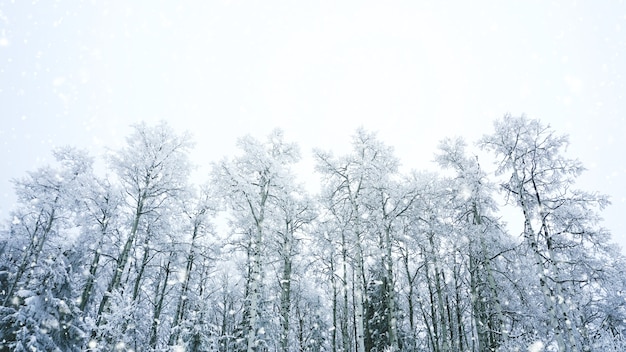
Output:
1,1,625,248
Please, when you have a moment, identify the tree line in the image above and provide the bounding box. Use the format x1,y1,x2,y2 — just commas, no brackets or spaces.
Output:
1,115,625,351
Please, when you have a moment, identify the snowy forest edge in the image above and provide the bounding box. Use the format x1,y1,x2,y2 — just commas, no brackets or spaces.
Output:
1,114,625,352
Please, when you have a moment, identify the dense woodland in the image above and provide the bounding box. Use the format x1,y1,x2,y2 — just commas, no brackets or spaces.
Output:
1,115,625,351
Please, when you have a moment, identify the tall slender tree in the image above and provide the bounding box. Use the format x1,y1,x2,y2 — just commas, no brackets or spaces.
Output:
0,147,93,351
480,115,623,350
316,128,404,352
168,186,215,347
95,121,193,339
0,118,625,351
436,137,510,351
212,129,300,352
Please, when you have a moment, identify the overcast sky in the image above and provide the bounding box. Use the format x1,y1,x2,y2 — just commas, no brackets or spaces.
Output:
1,1,625,248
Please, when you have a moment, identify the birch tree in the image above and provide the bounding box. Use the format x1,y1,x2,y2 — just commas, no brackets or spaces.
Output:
95,121,193,340
168,186,216,347
270,190,316,352
0,147,93,351
436,137,511,351
212,129,300,352
75,177,121,314
315,128,403,352
480,115,624,351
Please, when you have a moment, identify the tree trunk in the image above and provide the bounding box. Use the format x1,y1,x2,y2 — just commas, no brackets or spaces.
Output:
341,228,350,352
473,201,507,350
453,260,464,351
150,256,171,348
97,196,145,324
531,176,579,352
330,253,338,352
470,253,489,351
246,221,263,352
383,224,397,351
423,257,439,352
514,171,567,351
279,223,293,352
401,244,419,350
353,235,366,352
132,237,150,301
79,234,103,311
4,205,57,306
430,234,450,352
169,223,200,346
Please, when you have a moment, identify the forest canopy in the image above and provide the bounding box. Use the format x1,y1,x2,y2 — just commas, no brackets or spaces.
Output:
1,115,625,351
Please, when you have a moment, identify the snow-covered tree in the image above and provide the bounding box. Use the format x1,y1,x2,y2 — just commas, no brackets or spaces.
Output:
0,147,93,351
480,114,626,351
168,185,216,348
315,128,407,352
0,118,624,352
211,129,301,352
436,137,515,350
94,121,193,345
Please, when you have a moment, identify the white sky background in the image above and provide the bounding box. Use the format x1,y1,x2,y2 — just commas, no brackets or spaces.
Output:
1,1,625,248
